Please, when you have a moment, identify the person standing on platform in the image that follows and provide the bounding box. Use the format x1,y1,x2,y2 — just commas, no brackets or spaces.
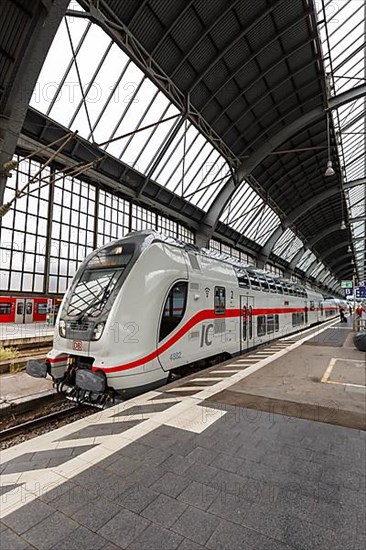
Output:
355,304,363,318
348,304,352,315
339,306,347,323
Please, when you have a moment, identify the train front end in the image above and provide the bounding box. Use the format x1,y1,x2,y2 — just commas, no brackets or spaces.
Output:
27,232,161,406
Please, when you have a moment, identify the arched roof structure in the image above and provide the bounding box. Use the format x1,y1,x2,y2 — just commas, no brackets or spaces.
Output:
0,0,364,293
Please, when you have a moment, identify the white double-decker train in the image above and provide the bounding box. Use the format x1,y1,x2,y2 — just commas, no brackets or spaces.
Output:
27,231,343,404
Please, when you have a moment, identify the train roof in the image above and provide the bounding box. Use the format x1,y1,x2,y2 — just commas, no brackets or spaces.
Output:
123,230,320,297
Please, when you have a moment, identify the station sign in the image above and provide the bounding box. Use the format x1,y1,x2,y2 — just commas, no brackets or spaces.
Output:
355,286,366,299
345,288,353,296
340,280,353,289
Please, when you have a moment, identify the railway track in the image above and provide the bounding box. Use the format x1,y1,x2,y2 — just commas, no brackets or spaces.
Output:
0,403,94,445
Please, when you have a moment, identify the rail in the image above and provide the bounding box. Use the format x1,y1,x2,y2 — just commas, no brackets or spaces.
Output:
0,404,90,443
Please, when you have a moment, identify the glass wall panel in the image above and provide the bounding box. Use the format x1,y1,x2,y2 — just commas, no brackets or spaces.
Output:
0,156,50,293
49,176,96,293
97,190,130,247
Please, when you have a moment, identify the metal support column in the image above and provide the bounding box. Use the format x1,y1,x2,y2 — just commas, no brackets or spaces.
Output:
0,0,69,205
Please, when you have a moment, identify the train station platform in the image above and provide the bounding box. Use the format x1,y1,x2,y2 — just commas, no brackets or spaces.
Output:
0,371,54,414
1,318,365,549
0,323,54,345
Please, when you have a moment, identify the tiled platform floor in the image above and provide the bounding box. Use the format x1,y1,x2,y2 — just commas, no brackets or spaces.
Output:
1,317,365,549
1,402,365,550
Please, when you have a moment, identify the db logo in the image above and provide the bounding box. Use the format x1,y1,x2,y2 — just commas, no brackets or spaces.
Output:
72,340,82,351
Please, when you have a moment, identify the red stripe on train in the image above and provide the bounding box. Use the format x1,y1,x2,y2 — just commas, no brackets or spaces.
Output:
48,355,68,363
92,306,324,374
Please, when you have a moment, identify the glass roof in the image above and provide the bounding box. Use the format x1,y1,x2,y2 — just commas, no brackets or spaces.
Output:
317,0,365,282
319,269,331,284
272,229,303,262
219,181,280,246
29,6,231,212
310,261,325,279
297,249,316,272
25,0,361,291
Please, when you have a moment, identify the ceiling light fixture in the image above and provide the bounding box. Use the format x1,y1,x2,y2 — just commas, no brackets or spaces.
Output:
347,245,352,253
325,160,335,177
324,112,335,177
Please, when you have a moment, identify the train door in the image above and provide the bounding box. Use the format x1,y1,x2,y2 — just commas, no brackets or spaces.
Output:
240,296,254,352
15,299,25,323
14,299,34,323
24,299,34,323
304,303,308,324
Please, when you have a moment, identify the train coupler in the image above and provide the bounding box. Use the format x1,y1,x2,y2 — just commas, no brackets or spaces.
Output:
26,359,54,381
56,368,113,409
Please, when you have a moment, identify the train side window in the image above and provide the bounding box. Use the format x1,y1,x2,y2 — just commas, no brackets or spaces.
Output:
214,286,226,315
0,303,11,315
288,285,294,296
292,312,304,326
247,271,261,291
310,301,315,311
266,314,274,334
159,282,188,341
267,277,277,293
17,302,24,315
257,315,266,336
275,282,283,294
257,274,269,292
274,314,279,331
235,268,250,289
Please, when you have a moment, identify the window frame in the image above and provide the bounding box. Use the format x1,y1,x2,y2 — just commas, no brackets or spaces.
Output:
214,286,226,315
266,314,274,334
267,276,277,293
257,274,269,292
247,270,261,291
257,315,266,337
159,280,188,342
274,314,279,331
235,268,250,289
0,303,12,315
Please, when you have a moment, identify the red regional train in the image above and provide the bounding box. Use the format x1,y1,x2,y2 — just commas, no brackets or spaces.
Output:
0,296,61,323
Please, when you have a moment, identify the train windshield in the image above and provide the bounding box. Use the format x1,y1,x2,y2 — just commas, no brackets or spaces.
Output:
66,243,135,317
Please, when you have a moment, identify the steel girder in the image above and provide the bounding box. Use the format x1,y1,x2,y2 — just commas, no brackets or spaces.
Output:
306,223,346,248
195,83,366,246
0,0,70,206
319,237,364,261
336,265,357,279
261,179,363,261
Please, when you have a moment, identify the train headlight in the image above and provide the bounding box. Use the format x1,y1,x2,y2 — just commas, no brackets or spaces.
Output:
92,322,105,341
59,320,66,338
